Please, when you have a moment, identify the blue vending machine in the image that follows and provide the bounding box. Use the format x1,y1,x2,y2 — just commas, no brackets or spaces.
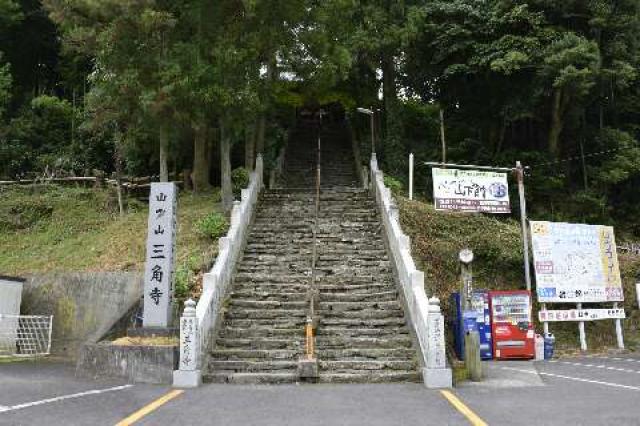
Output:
451,290,493,360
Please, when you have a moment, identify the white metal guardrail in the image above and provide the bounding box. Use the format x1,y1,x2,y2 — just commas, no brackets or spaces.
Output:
0,314,53,357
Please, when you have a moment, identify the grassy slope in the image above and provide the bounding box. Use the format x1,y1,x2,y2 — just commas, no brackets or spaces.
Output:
398,195,640,352
0,185,221,283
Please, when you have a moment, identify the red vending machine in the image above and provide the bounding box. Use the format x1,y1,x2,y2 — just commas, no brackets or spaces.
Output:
489,290,535,360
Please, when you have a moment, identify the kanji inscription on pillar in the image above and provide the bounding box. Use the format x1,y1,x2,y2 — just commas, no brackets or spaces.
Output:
143,182,178,327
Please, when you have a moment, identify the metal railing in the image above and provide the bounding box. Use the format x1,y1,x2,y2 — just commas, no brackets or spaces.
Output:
305,117,323,361
0,314,53,357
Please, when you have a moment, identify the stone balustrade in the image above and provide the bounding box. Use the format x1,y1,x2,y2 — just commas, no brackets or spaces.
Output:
173,155,264,387
369,154,452,388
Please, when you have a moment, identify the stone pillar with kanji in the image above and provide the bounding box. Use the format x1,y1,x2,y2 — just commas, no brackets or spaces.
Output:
143,182,178,328
173,298,202,387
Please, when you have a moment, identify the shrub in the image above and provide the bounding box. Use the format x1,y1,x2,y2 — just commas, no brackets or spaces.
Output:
231,167,250,195
173,266,191,299
384,175,403,194
195,212,228,240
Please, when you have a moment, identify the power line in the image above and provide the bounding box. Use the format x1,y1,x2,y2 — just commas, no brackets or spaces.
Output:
531,145,633,168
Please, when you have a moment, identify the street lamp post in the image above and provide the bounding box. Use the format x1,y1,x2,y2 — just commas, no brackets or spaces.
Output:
357,107,375,155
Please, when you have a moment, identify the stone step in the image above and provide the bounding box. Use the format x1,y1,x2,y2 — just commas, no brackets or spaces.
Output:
319,360,417,371
231,284,397,295
204,372,299,384
233,273,393,284
229,290,398,303
319,300,403,312
228,300,308,310
225,309,308,320
224,319,307,328
319,317,408,328
235,265,393,274
209,360,298,372
317,327,409,337
318,309,405,320
317,348,415,359
318,371,421,383
315,336,413,349
216,338,302,350
221,327,303,338
210,349,300,360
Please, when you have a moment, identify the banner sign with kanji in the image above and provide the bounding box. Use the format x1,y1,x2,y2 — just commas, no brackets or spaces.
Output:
531,221,623,303
538,308,625,322
143,182,178,327
432,168,511,213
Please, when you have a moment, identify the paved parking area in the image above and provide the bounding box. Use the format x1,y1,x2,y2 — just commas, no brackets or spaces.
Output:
458,354,640,425
1,354,640,425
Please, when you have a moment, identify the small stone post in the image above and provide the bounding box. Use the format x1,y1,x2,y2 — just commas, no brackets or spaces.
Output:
173,299,202,387
423,297,452,388
464,331,483,381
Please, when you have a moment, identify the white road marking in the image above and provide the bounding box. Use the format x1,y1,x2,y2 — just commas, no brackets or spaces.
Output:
555,361,640,374
0,384,134,414
612,357,640,363
502,367,640,391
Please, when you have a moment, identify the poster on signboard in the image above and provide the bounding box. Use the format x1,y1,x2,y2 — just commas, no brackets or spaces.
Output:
431,168,511,213
531,221,623,303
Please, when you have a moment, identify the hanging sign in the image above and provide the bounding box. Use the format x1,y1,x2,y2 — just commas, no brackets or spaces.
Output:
143,182,178,327
539,308,626,322
531,221,623,303
432,168,511,213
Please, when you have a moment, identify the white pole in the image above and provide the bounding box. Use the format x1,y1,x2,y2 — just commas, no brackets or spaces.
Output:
47,315,54,355
614,302,624,349
542,303,549,335
577,303,587,351
409,153,414,200
636,282,640,309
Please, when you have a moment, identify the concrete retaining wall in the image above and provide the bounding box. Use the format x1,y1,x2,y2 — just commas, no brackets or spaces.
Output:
77,343,178,384
20,272,143,359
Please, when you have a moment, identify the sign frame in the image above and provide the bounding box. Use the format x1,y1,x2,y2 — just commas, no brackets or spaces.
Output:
431,167,511,214
531,221,623,304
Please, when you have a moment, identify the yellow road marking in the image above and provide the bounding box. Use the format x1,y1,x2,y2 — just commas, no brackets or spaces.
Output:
440,390,488,426
115,389,184,426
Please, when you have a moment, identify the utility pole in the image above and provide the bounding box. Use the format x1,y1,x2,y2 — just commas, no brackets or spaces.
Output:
439,109,446,164
516,161,532,292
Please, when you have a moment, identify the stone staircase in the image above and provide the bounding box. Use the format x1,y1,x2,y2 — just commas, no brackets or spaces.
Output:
204,122,420,384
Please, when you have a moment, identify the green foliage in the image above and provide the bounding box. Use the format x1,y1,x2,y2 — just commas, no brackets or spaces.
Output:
231,167,250,195
383,175,403,195
173,265,191,299
0,197,53,231
195,212,228,240
5,95,73,175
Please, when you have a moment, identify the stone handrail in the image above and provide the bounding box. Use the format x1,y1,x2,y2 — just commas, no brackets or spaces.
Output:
369,153,452,388
173,154,264,387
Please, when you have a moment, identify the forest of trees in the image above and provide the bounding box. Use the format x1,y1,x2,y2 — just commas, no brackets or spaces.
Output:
1,1,640,235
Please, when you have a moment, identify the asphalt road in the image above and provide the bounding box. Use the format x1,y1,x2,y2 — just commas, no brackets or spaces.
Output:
459,354,640,425
1,354,639,425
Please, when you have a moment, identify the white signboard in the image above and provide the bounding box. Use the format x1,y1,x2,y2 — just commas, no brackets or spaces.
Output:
539,308,626,322
143,183,178,327
432,168,510,213
531,221,623,303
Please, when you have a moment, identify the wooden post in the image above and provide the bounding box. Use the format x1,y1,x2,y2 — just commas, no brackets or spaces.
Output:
464,331,483,381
